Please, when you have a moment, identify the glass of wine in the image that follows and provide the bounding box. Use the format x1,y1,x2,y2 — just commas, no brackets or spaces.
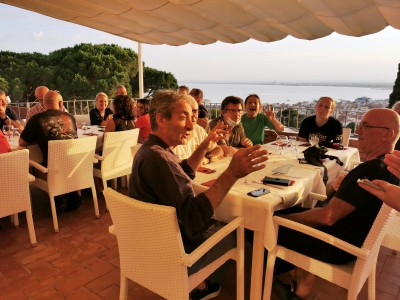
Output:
275,135,288,155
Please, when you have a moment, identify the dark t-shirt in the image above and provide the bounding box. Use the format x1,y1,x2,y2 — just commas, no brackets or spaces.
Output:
329,156,399,246
20,109,77,166
129,134,214,253
89,107,113,125
298,116,343,146
275,156,399,268
198,104,208,119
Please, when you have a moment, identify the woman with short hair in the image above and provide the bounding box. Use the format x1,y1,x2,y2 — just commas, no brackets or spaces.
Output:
89,92,113,126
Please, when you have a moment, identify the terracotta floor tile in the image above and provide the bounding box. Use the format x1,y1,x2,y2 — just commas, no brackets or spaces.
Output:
2,188,400,300
65,286,101,300
86,268,120,293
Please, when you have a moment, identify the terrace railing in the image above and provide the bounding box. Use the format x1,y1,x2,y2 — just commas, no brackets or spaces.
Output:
10,100,366,132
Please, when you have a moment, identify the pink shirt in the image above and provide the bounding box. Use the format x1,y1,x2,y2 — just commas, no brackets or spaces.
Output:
135,114,151,142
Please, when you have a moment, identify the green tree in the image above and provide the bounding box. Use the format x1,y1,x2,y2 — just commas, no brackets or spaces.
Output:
8,78,25,102
131,66,178,97
0,76,8,92
389,63,400,108
49,43,138,99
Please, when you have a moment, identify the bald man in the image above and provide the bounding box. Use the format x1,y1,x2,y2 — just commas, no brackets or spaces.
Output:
26,86,68,121
20,90,80,212
20,90,77,166
115,85,127,96
266,108,400,298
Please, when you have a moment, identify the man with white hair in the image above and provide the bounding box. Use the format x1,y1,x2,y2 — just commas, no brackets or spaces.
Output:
129,90,268,299
173,95,223,164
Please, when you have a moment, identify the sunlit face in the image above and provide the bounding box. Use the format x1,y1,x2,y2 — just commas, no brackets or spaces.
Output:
137,102,146,117
355,111,389,159
192,103,199,124
223,103,243,123
0,94,6,114
245,96,261,118
96,95,108,112
315,98,333,119
162,102,194,147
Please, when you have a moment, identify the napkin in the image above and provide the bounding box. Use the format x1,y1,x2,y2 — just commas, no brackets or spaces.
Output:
272,164,292,174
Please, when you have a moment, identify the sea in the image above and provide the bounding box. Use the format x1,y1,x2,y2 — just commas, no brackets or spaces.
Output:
183,82,393,105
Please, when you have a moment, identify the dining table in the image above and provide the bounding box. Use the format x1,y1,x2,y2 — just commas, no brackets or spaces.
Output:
191,142,360,300
8,125,105,162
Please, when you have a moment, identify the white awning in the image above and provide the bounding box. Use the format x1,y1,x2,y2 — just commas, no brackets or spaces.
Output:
3,0,400,46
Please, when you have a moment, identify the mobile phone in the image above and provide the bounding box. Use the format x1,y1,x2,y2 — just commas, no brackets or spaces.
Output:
247,188,270,197
262,176,291,186
357,178,385,191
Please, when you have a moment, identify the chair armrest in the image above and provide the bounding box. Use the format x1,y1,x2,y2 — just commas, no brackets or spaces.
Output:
308,192,327,202
29,160,48,174
181,217,244,267
28,174,35,182
94,153,103,161
273,216,369,259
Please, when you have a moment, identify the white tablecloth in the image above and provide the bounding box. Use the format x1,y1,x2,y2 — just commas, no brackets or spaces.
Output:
10,125,105,161
191,144,360,300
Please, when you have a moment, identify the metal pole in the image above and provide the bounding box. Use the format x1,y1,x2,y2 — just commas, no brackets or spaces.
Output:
138,42,144,98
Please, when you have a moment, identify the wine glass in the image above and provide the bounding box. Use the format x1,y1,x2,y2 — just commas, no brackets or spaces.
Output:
2,124,12,141
81,122,87,131
275,135,288,155
11,125,18,137
309,133,319,147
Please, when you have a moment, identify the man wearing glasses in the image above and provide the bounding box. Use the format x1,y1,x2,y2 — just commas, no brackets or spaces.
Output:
268,108,400,299
209,96,253,156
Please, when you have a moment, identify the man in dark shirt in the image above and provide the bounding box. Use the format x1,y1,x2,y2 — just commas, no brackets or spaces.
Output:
129,90,268,300
271,108,400,298
20,90,80,212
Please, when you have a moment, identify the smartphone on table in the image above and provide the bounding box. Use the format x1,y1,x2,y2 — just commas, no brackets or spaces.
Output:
247,188,270,197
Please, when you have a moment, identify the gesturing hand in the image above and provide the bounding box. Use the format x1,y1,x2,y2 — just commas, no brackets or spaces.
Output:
203,121,228,152
227,145,268,179
385,151,400,179
263,104,276,121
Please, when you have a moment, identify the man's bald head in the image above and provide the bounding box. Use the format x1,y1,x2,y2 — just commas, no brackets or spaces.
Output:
35,86,49,103
43,91,62,110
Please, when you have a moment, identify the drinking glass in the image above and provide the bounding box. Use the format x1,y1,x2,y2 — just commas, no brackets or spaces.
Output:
309,133,319,147
81,122,87,131
12,125,18,137
275,135,288,155
2,124,12,140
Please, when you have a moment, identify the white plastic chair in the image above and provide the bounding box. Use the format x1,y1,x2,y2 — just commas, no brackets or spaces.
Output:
29,137,99,233
0,149,37,246
263,203,395,300
104,188,245,300
93,129,139,191
74,114,90,126
381,212,400,252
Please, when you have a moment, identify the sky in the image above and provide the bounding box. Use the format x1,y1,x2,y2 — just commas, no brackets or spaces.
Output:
1,4,400,85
